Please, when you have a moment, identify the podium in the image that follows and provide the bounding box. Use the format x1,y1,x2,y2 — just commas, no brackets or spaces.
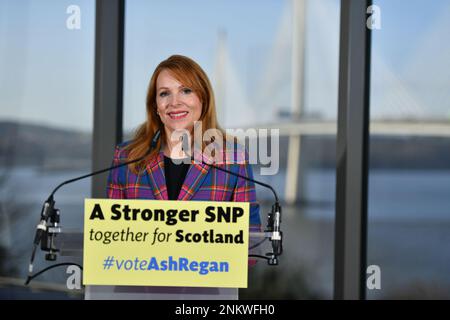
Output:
58,230,265,300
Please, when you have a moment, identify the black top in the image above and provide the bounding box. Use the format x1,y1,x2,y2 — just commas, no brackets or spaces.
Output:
163,156,191,200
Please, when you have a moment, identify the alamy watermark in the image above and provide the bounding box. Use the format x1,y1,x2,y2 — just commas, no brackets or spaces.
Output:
66,265,82,290
167,121,279,176
366,264,381,290
66,5,81,30
367,5,381,30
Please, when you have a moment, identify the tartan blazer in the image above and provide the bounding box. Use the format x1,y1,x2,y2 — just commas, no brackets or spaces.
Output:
106,141,262,232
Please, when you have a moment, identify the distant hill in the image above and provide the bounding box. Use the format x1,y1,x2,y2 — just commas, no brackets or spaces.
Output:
1,120,450,170
248,135,450,170
0,121,91,169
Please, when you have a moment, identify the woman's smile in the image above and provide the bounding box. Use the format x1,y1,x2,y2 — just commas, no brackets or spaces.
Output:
167,110,189,120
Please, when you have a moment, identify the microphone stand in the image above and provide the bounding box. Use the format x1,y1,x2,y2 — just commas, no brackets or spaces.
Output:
25,130,161,285
25,129,282,285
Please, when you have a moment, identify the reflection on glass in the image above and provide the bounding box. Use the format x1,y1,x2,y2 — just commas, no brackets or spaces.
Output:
0,0,95,298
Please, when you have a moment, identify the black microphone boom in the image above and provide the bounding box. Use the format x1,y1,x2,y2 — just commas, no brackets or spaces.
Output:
48,129,161,200
198,158,283,265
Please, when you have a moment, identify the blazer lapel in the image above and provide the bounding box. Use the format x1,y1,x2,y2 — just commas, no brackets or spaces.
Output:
145,149,212,201
177,149,211,201
145,151,169,200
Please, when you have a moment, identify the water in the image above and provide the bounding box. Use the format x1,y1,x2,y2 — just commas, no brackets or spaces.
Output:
256,168,450,221
5,167,450,224
0,167,90,288
1,166,450,298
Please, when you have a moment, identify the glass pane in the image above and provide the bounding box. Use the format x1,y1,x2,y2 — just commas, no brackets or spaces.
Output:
367,0,450,299
124,0,340,299
0,0,95,298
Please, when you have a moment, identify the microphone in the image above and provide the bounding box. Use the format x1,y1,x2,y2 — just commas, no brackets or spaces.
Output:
25,130,161,285
194,153,283,265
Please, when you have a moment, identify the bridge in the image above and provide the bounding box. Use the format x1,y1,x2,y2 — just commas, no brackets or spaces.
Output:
212,0,450,204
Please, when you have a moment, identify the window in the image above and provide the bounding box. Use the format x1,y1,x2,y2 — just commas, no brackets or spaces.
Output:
367,0,450,299
0,0,95,297
123,0,340,299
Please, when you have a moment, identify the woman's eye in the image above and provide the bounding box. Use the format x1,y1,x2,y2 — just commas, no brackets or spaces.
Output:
182,88,192,94
159,91,169,97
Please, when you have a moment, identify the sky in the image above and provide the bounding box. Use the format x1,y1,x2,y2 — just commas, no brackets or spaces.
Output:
0,0,449,132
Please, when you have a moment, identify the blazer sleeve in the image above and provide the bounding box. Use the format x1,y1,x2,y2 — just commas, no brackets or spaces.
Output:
106,145,126,199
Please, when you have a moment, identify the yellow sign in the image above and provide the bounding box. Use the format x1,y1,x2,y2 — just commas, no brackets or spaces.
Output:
83,199,250,288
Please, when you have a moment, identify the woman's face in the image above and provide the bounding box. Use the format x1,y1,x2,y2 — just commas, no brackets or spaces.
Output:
155,69,202,136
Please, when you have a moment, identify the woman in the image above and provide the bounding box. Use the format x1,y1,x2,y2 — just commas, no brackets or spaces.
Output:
107,55,261,233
